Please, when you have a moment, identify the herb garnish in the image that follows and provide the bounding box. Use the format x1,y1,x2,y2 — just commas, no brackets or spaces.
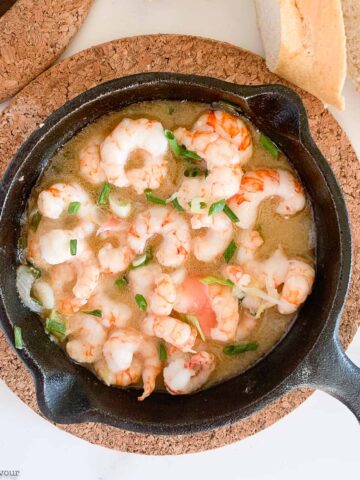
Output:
223,342,258,356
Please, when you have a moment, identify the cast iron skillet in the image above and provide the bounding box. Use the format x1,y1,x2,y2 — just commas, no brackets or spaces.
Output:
0,73,359,435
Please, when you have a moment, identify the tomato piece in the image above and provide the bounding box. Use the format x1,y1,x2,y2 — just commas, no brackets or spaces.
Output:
180,277,216,337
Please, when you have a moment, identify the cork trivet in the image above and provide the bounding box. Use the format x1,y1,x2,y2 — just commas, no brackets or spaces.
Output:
0,0,94,102
0,35,359,455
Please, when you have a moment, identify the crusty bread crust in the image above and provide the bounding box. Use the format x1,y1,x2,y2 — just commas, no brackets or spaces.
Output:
0,0,94,103
256,0,347,110
342,0,360,92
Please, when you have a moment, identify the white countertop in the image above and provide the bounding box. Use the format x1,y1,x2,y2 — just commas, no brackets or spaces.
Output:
0,1,359,478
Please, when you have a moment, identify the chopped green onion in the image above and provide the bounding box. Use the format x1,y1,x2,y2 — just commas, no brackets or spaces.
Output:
70,239,77,256
171,197,185,212
200,275,234,287
144,189,166,205
115,276,128,288
98,181,111,205
68,201,81,215
159,343,167,361
223,342,258,356
188,197,207,213
180,313,205,342
14,326,23,350
29,264,41,279
30,211,42,232
184,166,207,177
135,293,147,311
164,129,202,162
223,205,240,223
223,240,237,263
46,310,66,340
208,199,226,216
259,133,279,158
31,296,43,307
218,100,243,113
83,309,102,318
130,249,153,269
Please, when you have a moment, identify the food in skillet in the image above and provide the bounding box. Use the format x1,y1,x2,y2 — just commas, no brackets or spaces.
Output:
16,101,315,400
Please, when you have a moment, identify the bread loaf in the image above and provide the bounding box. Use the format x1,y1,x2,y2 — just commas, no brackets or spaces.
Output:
255,0,347,110
342,0,360,92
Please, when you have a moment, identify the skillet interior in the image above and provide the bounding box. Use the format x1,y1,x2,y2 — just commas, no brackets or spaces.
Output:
0,73,351,434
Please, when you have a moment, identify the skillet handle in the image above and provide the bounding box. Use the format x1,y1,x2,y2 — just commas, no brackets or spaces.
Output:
300,334,360,422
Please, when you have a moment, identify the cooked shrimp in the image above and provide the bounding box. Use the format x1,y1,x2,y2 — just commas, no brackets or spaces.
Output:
236,229,264,264
31,279,55,309
222,264,251,291
79,135,106,185
102,329,161,400
207,283,239,342
49,246,100,314
206,165,243,199
228,169,306,229
225,249,314,316
98,243,135,274
279,259,315,314
128,264,176,316
164,350,215,395
236,308,258,340
100,118,168,193
37,182,95,220
96,216,135,274
191,212,233,262
128,206,191,267
174,110,253,169
66,313,107,363
142,315,197,352
128,264,161,297
150,274,176,315
103,328,142,373
94,357,142,387
85,275,132,328
137,338,162,401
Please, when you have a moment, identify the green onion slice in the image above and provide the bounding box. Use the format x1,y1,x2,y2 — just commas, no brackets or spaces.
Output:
115,276,128,288
218,100,243,113
208,199,226,216
14,326,23,350
98,181,111,205
159,342,167,361
29,264,41,279
46,310,67,340
223,204,240,223
184,166,207,177
188,197,207,213
144,189,166,205
200,275,234,287
135,293,147,311
83,309,102,318
223,240,237,263
223,342,258,356
30,211,42,232
70,239,77,256
180,313,205,342
259,133,279,158
171,197,185,212
130,249,153,269
164,129,202,162
68,201,81,215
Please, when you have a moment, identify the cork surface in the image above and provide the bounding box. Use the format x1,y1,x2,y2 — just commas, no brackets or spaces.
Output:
0,35,359,455
0,0,93,102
